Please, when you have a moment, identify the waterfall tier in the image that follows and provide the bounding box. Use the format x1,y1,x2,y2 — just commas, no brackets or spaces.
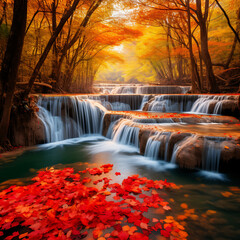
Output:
94,84,191,94
144,94,240,116
104,116,240,173
31,93,240,173
37,96,106,142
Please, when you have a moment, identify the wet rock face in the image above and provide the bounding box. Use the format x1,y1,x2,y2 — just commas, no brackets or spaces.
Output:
221,100,240,119
10,111,45,146
142,97,155,111
102,114,112,137
167,133,192,161
139,130,152,155
220,140,240,173
176,136,204,169
102,113,125,137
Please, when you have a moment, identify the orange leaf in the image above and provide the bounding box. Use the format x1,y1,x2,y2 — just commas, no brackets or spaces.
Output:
180,203,188,209
221,191,233,197
177,215,187,221
122,225,130,232
140,222,148,230
19,233,28,239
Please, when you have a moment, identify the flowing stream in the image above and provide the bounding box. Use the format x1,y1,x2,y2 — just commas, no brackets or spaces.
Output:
1,87,240,240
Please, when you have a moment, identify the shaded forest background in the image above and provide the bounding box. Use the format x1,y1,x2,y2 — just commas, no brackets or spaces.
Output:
0,0,239,145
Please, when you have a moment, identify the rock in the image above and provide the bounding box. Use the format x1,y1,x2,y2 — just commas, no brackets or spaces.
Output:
208,100,218,114
142,97,155,111
9,111,45,146
102,113,125,137
176,136,204,169
167,133,191,161
221,99,240,119
155,133,170,159
139,129,152,155
102,114,112,137
219,140,240,173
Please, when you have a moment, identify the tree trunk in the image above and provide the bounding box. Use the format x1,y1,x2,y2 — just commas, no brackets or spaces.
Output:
196,0,219,93
177,54,183,81
187,0,201,93
225,8,240,68
166,25,174,83
0,0,28,144
199,20,219,92
51,0,59,80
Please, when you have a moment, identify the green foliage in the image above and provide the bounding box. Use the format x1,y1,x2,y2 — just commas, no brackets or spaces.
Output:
0,24,10,39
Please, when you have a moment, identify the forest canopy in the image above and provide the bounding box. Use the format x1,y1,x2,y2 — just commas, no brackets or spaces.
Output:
0,0,239,93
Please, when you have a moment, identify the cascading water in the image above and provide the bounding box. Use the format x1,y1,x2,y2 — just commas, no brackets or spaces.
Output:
144,134,161,160
34,92,239,174
37,96,107,143
190,95,230,114
170,144,180,164
110,85,191,94
144,131,171,161
111,119,140,148
202,137,225,172
145,94,238,115
110,102,131,111
148,95,197,112
139,95,150,110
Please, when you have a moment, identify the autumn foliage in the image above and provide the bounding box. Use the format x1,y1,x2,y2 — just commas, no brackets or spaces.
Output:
0,164,188,240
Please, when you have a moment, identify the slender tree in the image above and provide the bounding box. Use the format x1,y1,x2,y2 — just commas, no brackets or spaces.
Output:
0,0,28,146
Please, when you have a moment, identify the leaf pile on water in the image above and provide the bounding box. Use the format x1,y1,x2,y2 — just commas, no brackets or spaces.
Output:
0,164,188,240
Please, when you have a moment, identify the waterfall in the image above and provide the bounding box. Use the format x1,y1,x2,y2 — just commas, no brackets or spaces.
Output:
112,119,140,147
148,95,197,112
144,132,171,161
111,85,191,94
190,95,230,114
139,95,150,110
110,102,131,111
102,95,143,110
144,135,161,160
145,94,236,115
111,86,135,94
202,137,224,172
170,144,180,163
37,96,107,143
